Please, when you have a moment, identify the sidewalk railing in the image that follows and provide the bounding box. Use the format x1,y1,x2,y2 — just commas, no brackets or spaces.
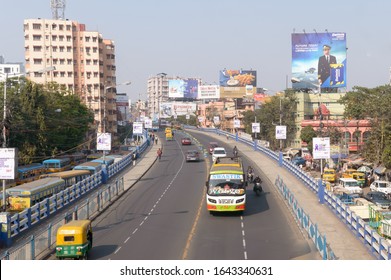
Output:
1,177,124,260
190,126,391,260
0,134,150,252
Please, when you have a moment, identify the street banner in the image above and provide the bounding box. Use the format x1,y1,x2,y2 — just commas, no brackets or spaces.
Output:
0,148,17,179
252,123,260,133
133,122,143,134
234,119,241,128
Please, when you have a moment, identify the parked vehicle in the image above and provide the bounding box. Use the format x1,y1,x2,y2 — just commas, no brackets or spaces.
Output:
322,168,337,183
334,178,363,195
370,181,391,196
363,191,391,210
181,137,192,145
342,169,357,179
186,150,200,162
352,172,366,188
56,220,93,260
291,156,306,166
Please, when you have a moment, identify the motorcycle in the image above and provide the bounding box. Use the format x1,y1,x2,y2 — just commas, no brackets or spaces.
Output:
253,182,263,196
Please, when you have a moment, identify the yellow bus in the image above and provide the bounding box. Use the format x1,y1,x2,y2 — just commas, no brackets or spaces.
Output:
40,170,91,188
206,157,246,215
7,177,65,211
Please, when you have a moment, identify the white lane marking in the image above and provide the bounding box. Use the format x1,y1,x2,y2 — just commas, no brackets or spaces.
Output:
126,137,186,241
114,247,121,254
240,215,248,260
124,237,130,243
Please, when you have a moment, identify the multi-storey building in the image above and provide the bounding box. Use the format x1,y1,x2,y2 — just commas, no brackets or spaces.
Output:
23,18,117,138
147,74,169,121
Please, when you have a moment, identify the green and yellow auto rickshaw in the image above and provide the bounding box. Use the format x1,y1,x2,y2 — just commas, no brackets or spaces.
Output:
56,220,93,260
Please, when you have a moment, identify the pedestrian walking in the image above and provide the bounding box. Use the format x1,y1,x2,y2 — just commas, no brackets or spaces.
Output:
155,137,158,145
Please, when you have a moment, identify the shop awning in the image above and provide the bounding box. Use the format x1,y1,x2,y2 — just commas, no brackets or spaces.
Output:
374,166,386,175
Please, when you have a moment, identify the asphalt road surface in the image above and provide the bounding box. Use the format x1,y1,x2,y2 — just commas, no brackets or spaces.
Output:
55,130,320,260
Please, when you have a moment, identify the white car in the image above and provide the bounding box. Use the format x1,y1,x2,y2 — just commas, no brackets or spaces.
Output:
370,181,391,195
212,147,227,162
334,178,363,195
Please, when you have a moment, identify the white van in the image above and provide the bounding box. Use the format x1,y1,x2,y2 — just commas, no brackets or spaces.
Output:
335,178,363,195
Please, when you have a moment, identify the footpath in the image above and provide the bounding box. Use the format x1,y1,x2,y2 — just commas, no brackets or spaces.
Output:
189,129,375,260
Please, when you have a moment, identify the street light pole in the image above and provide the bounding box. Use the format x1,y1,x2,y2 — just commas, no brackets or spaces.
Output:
279,97,282,151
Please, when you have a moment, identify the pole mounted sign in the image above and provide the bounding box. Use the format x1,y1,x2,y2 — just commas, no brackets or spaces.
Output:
275,125,287,140
234,119,241,128
312,137,331,159
133,122,143,134
252,123,260,133
97,133,112,151
0,148,17,180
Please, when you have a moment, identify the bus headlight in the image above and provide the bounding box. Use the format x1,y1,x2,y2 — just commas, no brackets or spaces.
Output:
236,198,244,203
208,198,217,203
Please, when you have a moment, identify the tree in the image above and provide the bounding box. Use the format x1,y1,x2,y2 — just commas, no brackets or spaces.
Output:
300,126,317,153
2,79,94,164
339,85,391,166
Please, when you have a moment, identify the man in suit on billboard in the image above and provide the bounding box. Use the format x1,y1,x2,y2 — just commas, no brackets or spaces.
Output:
318,44,337,86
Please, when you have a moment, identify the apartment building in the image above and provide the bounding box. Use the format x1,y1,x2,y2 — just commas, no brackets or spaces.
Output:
24,18,118,137
147,74,169,121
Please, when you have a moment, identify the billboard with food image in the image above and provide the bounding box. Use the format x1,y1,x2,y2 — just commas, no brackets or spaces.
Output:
219,70,257,98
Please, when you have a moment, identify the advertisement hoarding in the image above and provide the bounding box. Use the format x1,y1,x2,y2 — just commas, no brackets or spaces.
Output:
198,85,220,99
168,79,198,99
144,119,152,129
291,32,347,90
133,122,143,134
219,69,257,98
159,102,197,119
97,133,111,151
313,137,331,159
0,148,17,180
275,126,286,140
234,119,241,128
252,123,260,133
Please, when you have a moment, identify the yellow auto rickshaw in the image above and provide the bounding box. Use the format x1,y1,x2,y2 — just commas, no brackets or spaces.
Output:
322,168,337,183
352,172,365,188
342,169,357,179
56,219,93,260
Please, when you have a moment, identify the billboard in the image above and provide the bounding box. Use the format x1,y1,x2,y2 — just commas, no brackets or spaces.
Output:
198,85,220,99
97,133,111,151
133,122,143,134
159,102,197,118
219,69,257,98
291,32,347,90
168,79,198,99
275,126,286,140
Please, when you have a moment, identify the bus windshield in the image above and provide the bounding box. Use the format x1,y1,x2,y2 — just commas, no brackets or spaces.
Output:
208,179,245,196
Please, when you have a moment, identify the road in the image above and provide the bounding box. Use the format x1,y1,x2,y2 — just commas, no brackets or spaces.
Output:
50,130,320,260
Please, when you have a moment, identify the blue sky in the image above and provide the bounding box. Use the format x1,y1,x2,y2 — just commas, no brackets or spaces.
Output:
1,0,390,101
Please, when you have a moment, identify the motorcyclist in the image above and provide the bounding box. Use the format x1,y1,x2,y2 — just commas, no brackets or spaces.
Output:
247,166,254,183
253,175,263,196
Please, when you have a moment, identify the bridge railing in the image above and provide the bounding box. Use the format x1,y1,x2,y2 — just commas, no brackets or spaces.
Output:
1,177,124,260
0,133,150,251
190,127,391,260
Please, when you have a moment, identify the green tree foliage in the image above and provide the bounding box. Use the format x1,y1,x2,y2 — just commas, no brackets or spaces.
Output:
300,126,317,153
241,89,297,150
339,85,391,167
1,79,94,164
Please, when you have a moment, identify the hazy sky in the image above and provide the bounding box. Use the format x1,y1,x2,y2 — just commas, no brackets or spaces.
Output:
1,0,391,101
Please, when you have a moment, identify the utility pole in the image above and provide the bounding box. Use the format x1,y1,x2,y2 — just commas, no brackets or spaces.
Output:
2,73,7,210
279,97,282,151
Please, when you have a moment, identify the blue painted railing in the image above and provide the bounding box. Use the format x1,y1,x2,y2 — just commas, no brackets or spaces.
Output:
190,126,391,260
0,135,150,251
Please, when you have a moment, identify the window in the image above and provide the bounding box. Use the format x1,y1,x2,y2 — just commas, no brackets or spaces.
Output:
59,24,64,31
52,24,57,30
60,59,65,65
93,60,98,65
67,72,73,77
67,59,72,65
60,72,65,77
52,35,57,41
59,35,64,41
66,25,71,31
94,72,98,78
66,36,71,42
32,23,41,30
34,72,43,77
86,60,91,65
33,46,42,52
67,46,72,52
93,47,97,53
33,58,42,64
85,36,90,42
93,37,97,42
59,46,64,52
33,35,41,41
53,59,58,65
53,72,58,77
52,46,57,52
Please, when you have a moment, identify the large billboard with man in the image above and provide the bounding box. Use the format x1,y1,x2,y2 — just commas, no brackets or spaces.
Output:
291,32,347,90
